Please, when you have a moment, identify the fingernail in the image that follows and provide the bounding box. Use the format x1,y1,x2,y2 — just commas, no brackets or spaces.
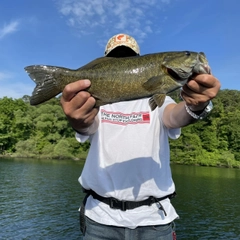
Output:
83,79,91,86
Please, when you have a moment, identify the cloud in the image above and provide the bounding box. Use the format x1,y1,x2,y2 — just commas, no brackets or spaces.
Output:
0,80,34,99
0,20,20,39
56,0,171,42
0,71,34,99
0,72,11,81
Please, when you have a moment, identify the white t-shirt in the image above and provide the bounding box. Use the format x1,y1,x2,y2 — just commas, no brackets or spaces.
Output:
76,96,181,229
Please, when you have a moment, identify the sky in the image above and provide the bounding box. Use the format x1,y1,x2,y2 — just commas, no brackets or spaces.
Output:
0,0,239,99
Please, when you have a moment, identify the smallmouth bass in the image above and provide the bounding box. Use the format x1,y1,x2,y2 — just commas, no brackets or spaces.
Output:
25,51,211,111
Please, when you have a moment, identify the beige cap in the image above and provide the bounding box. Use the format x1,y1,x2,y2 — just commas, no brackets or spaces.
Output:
104,33,140,56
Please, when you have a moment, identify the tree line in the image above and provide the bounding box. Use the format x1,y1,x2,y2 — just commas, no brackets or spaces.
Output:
0,89,240,168
0,96,89,160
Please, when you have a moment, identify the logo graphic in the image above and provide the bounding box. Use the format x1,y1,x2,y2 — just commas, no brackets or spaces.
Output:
101,110,150,125
116,34,126,41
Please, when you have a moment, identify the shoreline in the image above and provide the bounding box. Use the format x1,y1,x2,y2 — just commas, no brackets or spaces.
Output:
1,154,240,169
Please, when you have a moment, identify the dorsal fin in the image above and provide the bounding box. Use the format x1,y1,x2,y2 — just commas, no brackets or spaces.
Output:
77,57,116,70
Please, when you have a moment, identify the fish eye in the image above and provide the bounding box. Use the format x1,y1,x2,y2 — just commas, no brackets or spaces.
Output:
185,51,191,56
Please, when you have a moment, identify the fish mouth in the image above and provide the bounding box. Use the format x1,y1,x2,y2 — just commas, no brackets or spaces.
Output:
164,67,189,86
194,52,211,74
166,68,184,81
166,62,211,85
193,63,211,75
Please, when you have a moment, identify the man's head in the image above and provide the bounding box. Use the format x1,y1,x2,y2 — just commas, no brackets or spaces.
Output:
105,33,140,58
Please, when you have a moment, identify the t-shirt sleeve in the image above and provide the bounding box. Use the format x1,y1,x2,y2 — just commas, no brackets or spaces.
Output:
158,96,181,140
75,132,90,143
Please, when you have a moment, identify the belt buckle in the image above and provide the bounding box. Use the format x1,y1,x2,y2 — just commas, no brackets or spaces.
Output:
109,197,118,209
109,198,127,211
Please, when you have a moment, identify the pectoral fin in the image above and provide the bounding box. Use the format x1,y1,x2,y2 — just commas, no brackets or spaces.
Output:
142,76,164,92
149,94,166,111
143,75,182,94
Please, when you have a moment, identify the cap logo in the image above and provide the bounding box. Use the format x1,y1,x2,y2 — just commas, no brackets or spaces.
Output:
116,34,126,41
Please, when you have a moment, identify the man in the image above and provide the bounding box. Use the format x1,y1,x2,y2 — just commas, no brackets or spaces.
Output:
61,33,221,239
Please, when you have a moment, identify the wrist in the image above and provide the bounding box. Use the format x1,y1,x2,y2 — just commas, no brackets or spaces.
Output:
74,126,90,135
74,117,99,135
186,101,210,112
185,101,213,120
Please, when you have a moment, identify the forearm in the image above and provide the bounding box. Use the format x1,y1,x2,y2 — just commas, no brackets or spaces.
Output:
163,101,209,129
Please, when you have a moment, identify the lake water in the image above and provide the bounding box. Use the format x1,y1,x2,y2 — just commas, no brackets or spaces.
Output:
0,158,240,240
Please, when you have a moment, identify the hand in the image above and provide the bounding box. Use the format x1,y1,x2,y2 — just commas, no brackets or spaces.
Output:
60,79,99,132
181,74,221,111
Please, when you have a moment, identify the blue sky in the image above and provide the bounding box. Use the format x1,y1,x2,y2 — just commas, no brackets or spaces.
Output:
0,0,239,99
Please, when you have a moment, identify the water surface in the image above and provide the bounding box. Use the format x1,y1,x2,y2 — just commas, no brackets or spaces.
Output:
0,158,239,239
0,158,84,240
172,164,240,239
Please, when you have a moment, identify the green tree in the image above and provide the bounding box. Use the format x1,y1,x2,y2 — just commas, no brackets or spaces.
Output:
0,97,27,153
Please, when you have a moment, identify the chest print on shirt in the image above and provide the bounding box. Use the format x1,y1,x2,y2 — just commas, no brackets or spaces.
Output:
101,109,150,125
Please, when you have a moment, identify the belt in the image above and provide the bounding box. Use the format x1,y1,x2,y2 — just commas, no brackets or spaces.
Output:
83,188,176,213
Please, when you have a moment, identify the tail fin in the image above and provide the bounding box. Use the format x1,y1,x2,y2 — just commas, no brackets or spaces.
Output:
25,65,62,105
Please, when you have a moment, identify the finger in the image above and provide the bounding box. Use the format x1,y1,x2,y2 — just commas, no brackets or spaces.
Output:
62,96,99,130
61,79,91,102
183,80,209,96
181,89,209,106
69,105,99,129
80,107,99,126
185,80,203,93
68,91,93,110
192,74,219,88
74,95,97,116
183,74,220,95
60,91,87,114
61,92,94,118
